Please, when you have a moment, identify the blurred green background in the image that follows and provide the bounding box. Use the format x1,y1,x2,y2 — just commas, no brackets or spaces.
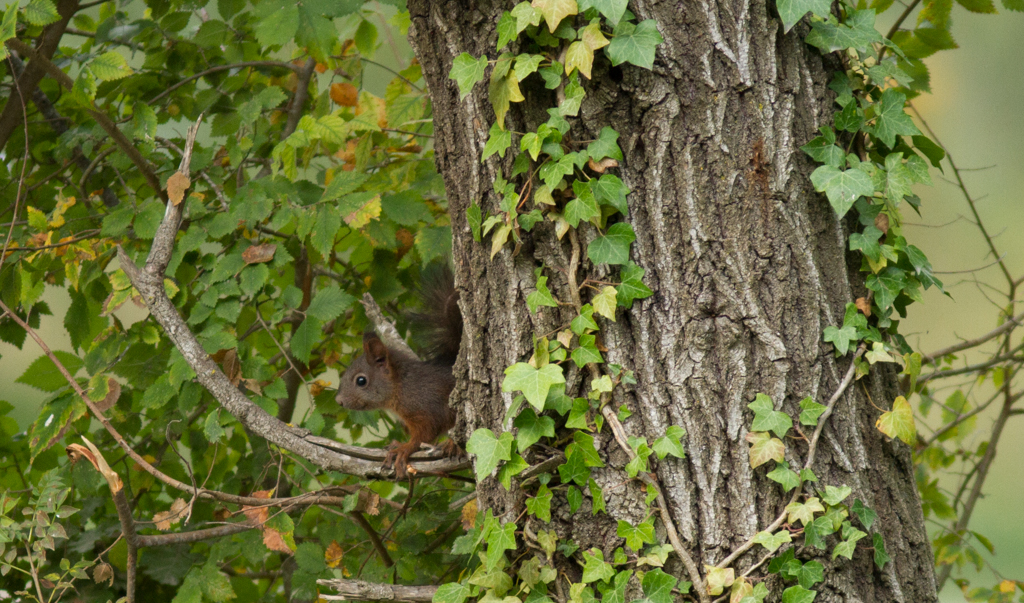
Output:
1,5,1022,599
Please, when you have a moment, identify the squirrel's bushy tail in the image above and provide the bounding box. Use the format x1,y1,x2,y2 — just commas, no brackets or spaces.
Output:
413,263,462,366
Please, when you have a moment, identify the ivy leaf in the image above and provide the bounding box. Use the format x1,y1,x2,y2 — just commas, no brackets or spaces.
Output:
572,304,600,335
527,275,560,313
819,485,852,506
498,453,529,489
884,153,914,202
587,222,635,265
489,54,524,127
565,41,595,79
873,533,891,568
806,11,882,52
809,165,874,218
486,521,518,569
449,54,488,100
514,408,556,450
483,121,513,160
606,20,663,69
640,568,678,603
532,0,578,33
870,89,921,148
798,397,827,426
801,131,845,168
704,566,734,597
578,0,628,25
540,154,576,188
496,11,519,50
776,0,833,31
745,431,785,468
617,262,652,308
466,428,515,480
876,395,916,445
433,582,471,603
526,483,553,522
571,334,604,367
781,585,817,603
865,342,896,364
617,519,656,551
748,393,793,438
785,497,825,526
794,560,824,590
560,71,585,116
766,461,801,492
512,1,544,32
587,127,623,162
753,529,793,553
566,180,602,227
582,549,615,584
823,324,857,356
558,445,591,486
592,173,629,214
865,267,907,311
468,203,482,242
592,286,617,321
652,425,686,460
852,499,877,530
849,226,883,262
503,362,566,410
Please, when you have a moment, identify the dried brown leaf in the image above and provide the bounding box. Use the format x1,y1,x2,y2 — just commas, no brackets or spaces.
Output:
242,243,277,264
166,171,191,206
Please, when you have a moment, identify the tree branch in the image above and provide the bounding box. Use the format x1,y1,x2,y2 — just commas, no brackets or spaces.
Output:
317,579,437,602
922,311,1024,364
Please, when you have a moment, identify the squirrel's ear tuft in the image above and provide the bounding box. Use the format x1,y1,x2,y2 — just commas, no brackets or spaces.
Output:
363,332,389,366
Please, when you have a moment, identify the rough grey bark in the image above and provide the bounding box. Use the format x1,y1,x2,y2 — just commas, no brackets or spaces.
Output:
407,2,936,602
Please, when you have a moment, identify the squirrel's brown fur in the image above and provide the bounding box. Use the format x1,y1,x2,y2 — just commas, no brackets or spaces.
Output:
335,265,461,477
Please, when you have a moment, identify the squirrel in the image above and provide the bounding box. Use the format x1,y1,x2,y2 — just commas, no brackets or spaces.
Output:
335,264,462,478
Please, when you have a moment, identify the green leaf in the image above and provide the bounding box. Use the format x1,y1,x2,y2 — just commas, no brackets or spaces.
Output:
433,582,471,603
852,499,877,530
540,154,575,188
24,0,60,26
497,452,529,489
306,286,354,321
514,408,556,450
483,121,513,160
865,267,907,311
486,521,518,569
571,304,599,335
781,585,817,603
571,334,604,367
496,12,518,50
823,324,857,356
587,222,635,265
565,40,595,79
798,397,827,426
468,203,483,242
502,362,566,410
527,275,560,313
819,485,852,506
617,262,652,308
606,20,662,69
617,519,656,551
873,533,891,568
0,2,20,54
467,428,515,479
592,174,629,214
801,132,845,168
752,529,792,553
870,89,921,148
876,395,916,445
748,393,793,438
581,548,615,583
289,317,322,364
652,425,686,459
578,0,627,24
587,127,623,162
805,10,882,52
566,180,602,227
526,483,553,522
849,226,883,262
558,445,591,486
809,165,874,218
766,462,801,492
90,51,133,80
776,0,833,31
450,53,489,100
785,497,825,526
793,560,824,589
489,54,524,127
16,351,83,392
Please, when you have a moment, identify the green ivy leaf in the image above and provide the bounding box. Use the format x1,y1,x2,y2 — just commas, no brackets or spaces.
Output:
467,428,515,480
752,529,793,553
809,165,874,218
606,20,662,69
587,222,635,265
798,397,827,426
503,362,566,410
793,560,824,589
873,533,891,568
486,521,518,569
849,225,883,262
581,548,615,583
592,173,629,214
578,0,628,25
748,393,793,438
587,127,624,162
823,324,858,356
572,304,600,335
527,275,560,313
571,334,604,368
468,203,483,242
433,582,471,603
766,461,801,492
801,128,845,168
781,585,817,603
785,497,825,526
776,0,833,31
558,445,591,486
565,180,601,227
819,485,852,506
526,483,553,522
652,425,686,460
852,499,877,530
870,89,921,148
617,519,656,551
805,10,882,52
617,262,652,308
514,408,556,450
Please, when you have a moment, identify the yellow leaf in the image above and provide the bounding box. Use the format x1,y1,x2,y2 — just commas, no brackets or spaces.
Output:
565,41,594,79
342,194,382,229
876,395,916,445
581,21,609,51
704,565,735,596
531,0,577,33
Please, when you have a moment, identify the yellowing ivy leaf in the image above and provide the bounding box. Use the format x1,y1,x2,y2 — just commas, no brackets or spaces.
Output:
531,0,578,33
565,41,595,79
745,431,784,468
876,395,916,445
592,286,617,321
704,566,734,596
785,497,825,526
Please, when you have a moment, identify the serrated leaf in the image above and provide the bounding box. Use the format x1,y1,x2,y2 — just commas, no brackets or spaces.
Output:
90,51,133,81
25,0,60,26
307,286,355,321
16,351,83,392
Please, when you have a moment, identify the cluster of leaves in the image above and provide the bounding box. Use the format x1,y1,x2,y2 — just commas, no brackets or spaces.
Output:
0,0,478,600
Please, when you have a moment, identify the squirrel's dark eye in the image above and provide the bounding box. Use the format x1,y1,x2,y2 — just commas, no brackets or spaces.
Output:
355,375,367,387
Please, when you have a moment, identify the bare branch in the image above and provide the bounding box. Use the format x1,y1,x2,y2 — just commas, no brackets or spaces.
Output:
317,579,437,602
922,311,1024,364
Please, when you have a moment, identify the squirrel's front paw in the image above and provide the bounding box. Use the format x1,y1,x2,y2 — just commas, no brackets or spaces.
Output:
383,441,413,478
441,439,463,458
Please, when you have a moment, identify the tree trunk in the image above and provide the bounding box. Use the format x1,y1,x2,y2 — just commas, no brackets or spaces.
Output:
407,2,937,602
